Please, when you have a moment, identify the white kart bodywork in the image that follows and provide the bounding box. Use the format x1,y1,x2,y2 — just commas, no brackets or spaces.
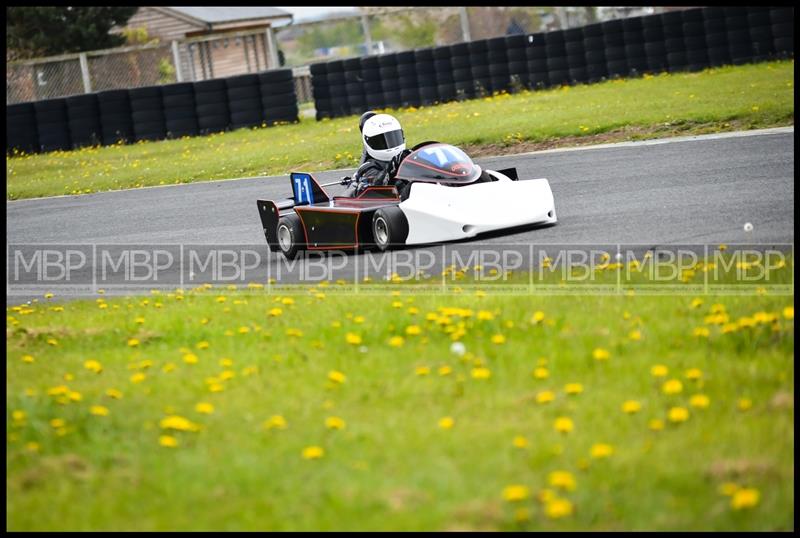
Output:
399,169,557,245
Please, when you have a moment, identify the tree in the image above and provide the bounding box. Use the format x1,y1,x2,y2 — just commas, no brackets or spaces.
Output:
7,6,138,58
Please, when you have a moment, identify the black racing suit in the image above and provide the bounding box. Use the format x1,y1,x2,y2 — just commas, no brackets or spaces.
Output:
344,147,413,198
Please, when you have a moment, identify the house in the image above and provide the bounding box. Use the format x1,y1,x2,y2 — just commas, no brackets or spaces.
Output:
117,7,293,80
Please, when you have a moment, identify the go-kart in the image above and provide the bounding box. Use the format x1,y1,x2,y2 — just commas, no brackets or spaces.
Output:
256,142,557,258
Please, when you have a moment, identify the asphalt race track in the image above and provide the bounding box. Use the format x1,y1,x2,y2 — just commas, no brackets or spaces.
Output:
6,127,794,301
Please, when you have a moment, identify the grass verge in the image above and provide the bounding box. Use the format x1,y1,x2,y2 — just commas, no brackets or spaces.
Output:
6,259,794,530
6,60,794,200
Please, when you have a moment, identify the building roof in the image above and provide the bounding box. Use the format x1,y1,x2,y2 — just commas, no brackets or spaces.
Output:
166,7,292,25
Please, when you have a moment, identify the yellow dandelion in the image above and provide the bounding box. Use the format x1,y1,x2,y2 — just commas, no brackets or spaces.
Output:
548,470,577,491
554,417,574,433
196,341,210,350
693,327,710,337
512,435,529,449
590,443,614,458
621,400,642,414
183,353,199,364
388,335,405,347
22,354,35,363
268,307,283,317
405,325,422,336
83,359,103,373
159,435,179,448
345,332,362,345
628,330,642,341
438,365,453,376
731,488,760,510
471,367,491,380
105,388,123,399
50,418,66,429
415,366,431,376
90,405,109,416
668,406,690,423
328,370,346,384
689,394,710,409
127,338,140,347
662,379,683,395
738,398,753,411
783,306,794,319
502,484,530,502
438,416,455,429
533,367,549,379
491,334,506,345
325,416,346,430
195,402,214,414
564,383,583,395
302,445,324,459
130,372,146,384
592,348,610,361
648,419,665,431
545,497,574,519
651,364,669,377
159,415,201,432
263,415,288,430
685,368,703,381
536,390,555,404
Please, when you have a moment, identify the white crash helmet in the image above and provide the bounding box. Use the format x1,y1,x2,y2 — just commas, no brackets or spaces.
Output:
362,113,405,162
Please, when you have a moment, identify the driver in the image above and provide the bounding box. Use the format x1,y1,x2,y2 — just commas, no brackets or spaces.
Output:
344,111,411,197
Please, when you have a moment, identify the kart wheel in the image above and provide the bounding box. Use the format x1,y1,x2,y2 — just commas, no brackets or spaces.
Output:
372,207,409,251
276,214,305,259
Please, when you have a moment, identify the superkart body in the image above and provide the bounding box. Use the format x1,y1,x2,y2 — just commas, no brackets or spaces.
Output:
256,142,557,257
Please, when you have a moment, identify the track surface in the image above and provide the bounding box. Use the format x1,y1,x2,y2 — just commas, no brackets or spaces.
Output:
6,128,794,300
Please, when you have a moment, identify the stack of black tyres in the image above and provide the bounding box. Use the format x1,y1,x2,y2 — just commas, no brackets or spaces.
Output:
582,24,608,82
225,74,262,130
682,8,710,71
310,63,331,120
97,90,134,145
65,94,102,148
162,82,198,138
326,60,349,118
433,46,456,102
662,11,689,72
770,7,793,58
396,51,420,107
468,40,491,96
746,7,775,62
642,14,668,72
702,7,731,67
129,86,165,141
622,16,648,75
724,8,753,65
343,58,365,115
415,48,438,105
602,19,628,78
7,103,39,154
505,34,529,91
260,69,298,125
450,42,474,99
487,37,511,93
34,99,71,152
546,30,570,86
563,28,587,84
378,54,400,109
194,79,229,134
361,56,384,110
526,33,550,89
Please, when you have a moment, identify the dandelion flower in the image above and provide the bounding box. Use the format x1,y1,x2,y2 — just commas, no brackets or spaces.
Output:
536,391,555,404
90,405,109,416
106,388,123,399
531,311,545,324
263,415,288,430
50,418,66,429
159,435,179,448
438,365,453,376
183,353,199,364
22,354,35,363
328,370,347,384
685,368,703,380
345,332,362,345
405,325,422,336
548,470,576,491
325,416,346,430
590,443,613,458
622,400,642,414
513,435,529,449
130,372,146,384
668,406,690,423
127,338,140,347
502,484,530,502
662,379,683,395
159,415,201,432
651,364,669,377
554,417,574,433
196,341,210,350
491,334,506,345
302,446,324,459
388,336,405,347
471,367,491,380
648,419,665,431
689,394,710,409
564,383,583,395
438,416,455,430
533,367,549,380
545,497,574,519
783,306,794,319
415,366,431,376
719,482,740,496
83,359,103,373
731,488,760,510
738,398,752,411
592,348,610,361
195,402,214,414
693,327,710,337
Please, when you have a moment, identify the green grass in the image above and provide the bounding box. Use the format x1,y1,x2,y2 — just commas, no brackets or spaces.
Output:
6,261,794,530
6,60,794,200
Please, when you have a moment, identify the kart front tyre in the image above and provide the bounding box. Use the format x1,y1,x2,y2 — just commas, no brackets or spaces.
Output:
372,207,409,251
276,213,305,259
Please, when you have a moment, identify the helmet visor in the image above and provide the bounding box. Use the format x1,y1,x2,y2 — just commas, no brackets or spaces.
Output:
365,129,404,151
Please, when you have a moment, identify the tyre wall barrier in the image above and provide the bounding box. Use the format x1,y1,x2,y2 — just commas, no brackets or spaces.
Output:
307,6,793,121
8,68,298,154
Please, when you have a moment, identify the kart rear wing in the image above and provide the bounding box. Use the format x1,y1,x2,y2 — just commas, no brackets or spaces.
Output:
256,172,334,250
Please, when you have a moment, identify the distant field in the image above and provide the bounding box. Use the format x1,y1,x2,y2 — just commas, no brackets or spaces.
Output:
6,60,794,200
6,256,795,530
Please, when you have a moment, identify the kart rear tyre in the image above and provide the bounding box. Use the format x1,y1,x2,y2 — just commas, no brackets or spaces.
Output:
372,207,408,251
276,213,305,259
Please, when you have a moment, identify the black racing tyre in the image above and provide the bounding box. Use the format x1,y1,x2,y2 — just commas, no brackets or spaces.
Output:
97,89,130,105
452,68,473,81
164,106,197,121
196,102,229,118
163,94,196,108
417,73,437,87
566,54,586,68
433,46,452,60
642,27,665,42
585,63,608,80
259,69,294,85
372,207,408,251
433,59,453,72
361,68,381,81
365,93,386,108
227,85,260,102
489,63,509,76
229,97,262,114
770,23,793,39
379,66,399,79
162,82,194,97
644,42,667,56
704,32,728,48
507,61,528,75
772,37,793,55
276,213,305,259
527,71,549,88
165,118,199,137
581,24,603,38
327,72,346,85
437,83,456,101
471,64,490,78
582,36,605,51
565,41,585,56
261,91,297,108
547,56,567,71
548,70,570,86
606,60,629,77
605,46,626,61
195,90,227,106
131,109,164,123
585,50,606,64
568,67,588,83
506,47,527,62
